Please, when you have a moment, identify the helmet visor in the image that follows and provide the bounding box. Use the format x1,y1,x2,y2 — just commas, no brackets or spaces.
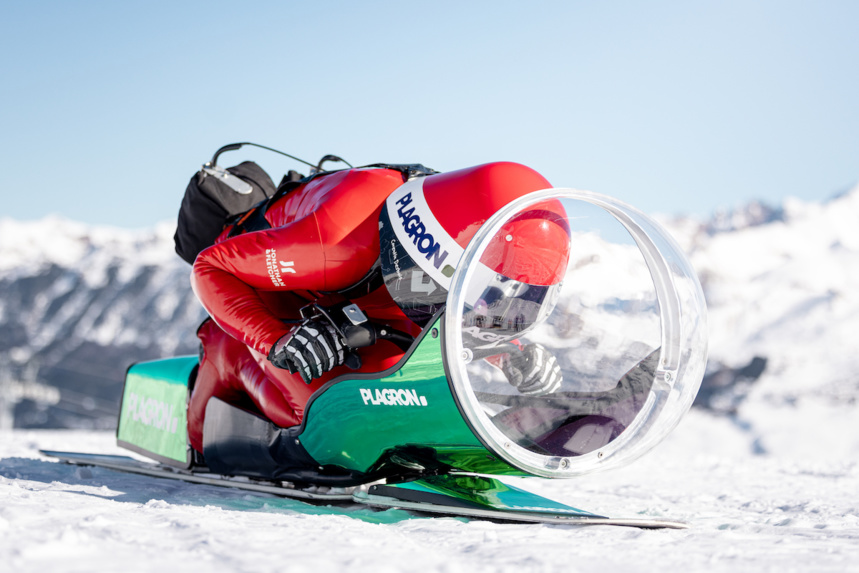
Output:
463,275,557,343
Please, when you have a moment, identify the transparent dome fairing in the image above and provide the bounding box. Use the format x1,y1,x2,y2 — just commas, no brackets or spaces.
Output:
444,189,708,478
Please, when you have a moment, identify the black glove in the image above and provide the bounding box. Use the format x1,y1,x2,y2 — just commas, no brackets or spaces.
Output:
499,344,562,396
268,320,347,383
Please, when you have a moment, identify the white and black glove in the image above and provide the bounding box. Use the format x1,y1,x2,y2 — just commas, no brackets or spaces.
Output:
500,344,562,396
268,320,347,383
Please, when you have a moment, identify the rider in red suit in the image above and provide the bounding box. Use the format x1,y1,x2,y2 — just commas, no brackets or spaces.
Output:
187,162,567,454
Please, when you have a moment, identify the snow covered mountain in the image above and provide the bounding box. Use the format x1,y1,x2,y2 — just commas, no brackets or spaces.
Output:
668,187,859,395
1,185,858,449
663,185,859,458
0,218,205,428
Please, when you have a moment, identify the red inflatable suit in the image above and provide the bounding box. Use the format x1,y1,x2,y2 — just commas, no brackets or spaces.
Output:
188,167,420,452
187,162,555,454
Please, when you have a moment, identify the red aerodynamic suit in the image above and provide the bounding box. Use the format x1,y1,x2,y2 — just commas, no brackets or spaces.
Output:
188,167,419,452
187,162,556,454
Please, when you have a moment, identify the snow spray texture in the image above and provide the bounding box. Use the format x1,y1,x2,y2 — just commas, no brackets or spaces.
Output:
174,161,276,265
379,180,464,326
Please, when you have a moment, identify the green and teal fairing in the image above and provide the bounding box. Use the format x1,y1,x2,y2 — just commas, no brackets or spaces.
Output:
385,475,598,516
298,318,524,476
117,356,197,465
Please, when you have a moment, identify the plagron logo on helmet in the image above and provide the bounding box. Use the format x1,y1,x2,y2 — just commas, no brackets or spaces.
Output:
386,178,465,288
395,192,449,271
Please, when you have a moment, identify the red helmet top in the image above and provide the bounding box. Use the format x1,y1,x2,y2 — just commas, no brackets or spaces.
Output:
379,162,570,326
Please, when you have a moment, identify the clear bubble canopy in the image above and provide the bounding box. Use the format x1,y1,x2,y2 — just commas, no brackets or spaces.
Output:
444,189,708,478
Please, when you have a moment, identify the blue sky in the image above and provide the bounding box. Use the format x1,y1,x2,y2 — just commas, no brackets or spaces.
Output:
1,1,857,228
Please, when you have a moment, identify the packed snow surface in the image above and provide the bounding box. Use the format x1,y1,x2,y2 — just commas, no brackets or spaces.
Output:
2,416,858,573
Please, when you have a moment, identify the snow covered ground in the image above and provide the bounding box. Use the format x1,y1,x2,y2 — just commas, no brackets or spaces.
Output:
2,412,857,573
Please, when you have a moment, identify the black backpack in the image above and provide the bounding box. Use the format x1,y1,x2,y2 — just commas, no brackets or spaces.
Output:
173,161,276,265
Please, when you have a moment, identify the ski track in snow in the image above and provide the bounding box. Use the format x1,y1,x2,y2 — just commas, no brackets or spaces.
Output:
2,417,858,573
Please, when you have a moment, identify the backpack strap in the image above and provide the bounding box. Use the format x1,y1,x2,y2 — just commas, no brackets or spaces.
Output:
226,200,272,237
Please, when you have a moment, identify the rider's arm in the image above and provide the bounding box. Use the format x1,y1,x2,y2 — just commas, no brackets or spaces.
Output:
191,213,375,355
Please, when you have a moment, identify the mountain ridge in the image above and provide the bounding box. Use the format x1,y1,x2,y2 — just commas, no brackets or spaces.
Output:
2,185,858,430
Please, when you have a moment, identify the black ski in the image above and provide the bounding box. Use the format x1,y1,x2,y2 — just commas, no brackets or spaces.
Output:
41,450,688,529
40,450,354,501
